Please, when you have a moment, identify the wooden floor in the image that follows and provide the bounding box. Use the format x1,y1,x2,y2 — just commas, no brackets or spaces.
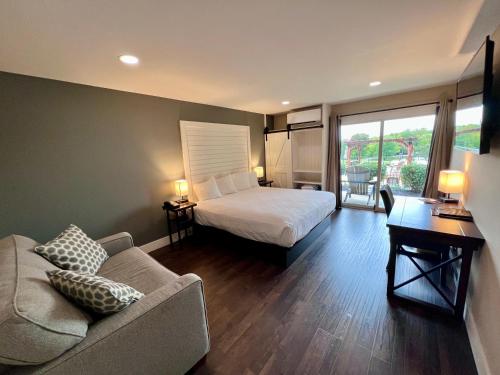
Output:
151,208,477,375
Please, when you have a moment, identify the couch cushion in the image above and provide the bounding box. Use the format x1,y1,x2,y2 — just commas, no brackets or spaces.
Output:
0,235,92,366
47,270,144,315
97,247,178,295
35,224,109,274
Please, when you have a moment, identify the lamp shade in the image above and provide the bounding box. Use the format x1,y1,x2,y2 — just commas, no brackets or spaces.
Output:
254,166,264,178
175,179,189,197
438,170,464,194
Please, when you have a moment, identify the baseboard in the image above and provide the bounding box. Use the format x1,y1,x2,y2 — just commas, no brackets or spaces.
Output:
140,236,170,253
465,308,491,375
140,230,192,253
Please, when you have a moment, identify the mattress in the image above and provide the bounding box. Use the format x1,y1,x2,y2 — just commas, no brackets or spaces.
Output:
195,187,336,247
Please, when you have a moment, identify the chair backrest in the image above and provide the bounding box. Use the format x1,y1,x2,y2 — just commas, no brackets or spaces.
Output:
379,184,395,216
346,166,370,195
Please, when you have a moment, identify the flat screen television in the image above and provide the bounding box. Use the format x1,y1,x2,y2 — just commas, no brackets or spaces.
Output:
455,26,500,154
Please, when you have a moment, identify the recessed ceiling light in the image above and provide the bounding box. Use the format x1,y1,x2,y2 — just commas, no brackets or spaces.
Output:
119,55,139,65
369,81,381,87
281,101,290,105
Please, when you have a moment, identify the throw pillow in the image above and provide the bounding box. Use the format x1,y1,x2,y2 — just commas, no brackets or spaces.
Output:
35,224,108,274
248,171,259,187
46,270,144,315
230,171,251,191
215,175,238,195
193,176,222,201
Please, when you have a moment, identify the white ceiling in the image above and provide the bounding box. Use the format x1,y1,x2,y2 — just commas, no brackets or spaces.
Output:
1,0,499,114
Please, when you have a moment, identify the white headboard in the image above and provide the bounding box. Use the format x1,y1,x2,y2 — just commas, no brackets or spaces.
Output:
180,121,252,200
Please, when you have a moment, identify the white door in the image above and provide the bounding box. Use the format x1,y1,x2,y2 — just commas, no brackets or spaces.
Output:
265,132,292,188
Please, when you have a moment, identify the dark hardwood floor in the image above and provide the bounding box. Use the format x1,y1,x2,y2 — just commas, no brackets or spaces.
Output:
151,208,477,375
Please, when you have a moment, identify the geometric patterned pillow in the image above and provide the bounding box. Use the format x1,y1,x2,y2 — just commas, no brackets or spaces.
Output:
35,224,109,274
46,270,144,315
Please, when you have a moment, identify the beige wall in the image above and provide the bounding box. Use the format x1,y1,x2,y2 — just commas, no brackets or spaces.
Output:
271,84,456,129
450,142,500,375
330,84,455,117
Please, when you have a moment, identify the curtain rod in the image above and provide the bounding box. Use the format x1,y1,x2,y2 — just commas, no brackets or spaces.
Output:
457,92,482,100
338,99,453,118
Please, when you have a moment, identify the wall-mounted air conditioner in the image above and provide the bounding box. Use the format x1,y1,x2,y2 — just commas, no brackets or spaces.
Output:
286,107,322,127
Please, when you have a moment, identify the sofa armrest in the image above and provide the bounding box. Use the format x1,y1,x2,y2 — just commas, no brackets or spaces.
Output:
97,232,134,256
23,274,210,375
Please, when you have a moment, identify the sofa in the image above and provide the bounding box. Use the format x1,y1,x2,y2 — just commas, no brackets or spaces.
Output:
0,232,210,375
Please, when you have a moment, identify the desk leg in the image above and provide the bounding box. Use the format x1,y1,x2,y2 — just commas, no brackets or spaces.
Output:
440,248,450,287
386,237,397,297
455,248,474,319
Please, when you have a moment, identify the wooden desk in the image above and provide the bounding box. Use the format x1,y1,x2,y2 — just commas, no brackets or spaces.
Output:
386,197,484,319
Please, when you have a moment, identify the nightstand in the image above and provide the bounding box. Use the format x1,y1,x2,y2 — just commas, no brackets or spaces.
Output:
162,201,197,246
258,180,273,187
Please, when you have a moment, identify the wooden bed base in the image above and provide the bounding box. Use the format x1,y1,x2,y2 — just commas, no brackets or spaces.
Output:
193,212,334,267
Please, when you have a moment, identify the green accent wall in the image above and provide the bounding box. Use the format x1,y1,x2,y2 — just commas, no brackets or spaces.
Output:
0,72,265,245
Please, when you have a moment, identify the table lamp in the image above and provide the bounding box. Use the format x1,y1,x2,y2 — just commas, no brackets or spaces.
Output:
175,179,189,203
438,170,464,203
254,166,264,181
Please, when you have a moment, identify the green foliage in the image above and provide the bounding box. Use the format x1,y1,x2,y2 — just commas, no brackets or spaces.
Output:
381,142,402,159
342,129,433,162
351,133,370,141
454,125,480,151
400,164,427,192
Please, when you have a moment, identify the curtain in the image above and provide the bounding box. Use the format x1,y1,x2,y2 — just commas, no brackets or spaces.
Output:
423,95,456,198
325,115,342,208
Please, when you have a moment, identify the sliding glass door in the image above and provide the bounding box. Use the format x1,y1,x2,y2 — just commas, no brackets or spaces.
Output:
377,114,436,210
340,121,382,208
340,106,436,211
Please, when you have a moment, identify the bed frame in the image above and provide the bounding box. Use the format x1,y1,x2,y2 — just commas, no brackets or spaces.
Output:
194,211,335,267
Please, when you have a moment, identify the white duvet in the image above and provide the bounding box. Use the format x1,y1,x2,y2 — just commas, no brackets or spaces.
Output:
195,187,336,247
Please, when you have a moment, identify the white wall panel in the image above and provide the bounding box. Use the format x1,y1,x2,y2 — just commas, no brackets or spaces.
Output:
180,121,251,200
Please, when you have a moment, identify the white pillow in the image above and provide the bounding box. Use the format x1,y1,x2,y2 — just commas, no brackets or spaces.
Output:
215,175,238,195
248,171,259,188
193,176,222,201
231,172,251,191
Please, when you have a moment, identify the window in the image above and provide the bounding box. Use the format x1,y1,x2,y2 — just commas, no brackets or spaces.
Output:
340,105,436,210
455,105,483,152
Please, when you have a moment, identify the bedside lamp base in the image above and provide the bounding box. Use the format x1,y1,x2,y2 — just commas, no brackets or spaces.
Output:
439,193,459,204
175,195,188,204
439,197,459,204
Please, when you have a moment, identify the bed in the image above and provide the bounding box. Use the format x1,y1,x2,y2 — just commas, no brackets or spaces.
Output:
179,120,336,266
195,186,336,247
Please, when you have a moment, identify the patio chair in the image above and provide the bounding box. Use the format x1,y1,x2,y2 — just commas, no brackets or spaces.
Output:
344,165,374,204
